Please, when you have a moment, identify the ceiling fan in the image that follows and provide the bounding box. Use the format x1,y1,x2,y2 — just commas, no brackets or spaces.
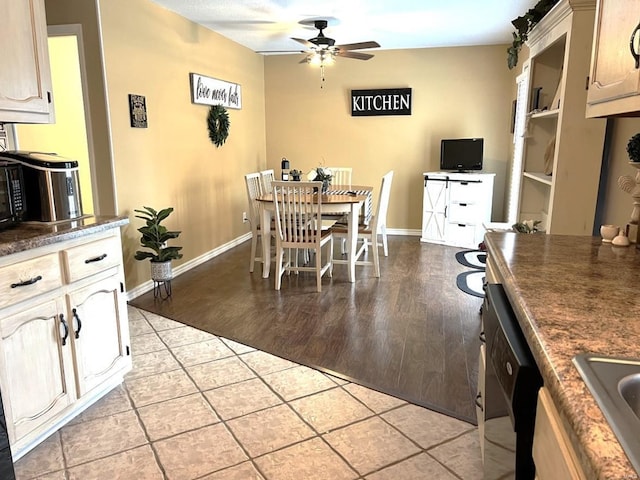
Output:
261,19,381,64
293,19,381,63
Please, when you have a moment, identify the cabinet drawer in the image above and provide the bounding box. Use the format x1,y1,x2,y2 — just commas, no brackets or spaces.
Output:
449,181,485,203
448,202,481,224
0,253,62,309
446,223,477,248
63,236,122,283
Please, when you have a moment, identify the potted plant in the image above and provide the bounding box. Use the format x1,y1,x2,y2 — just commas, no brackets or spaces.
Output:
307,167,333,193
627,133,640,162
134,206,183,281
290,169,303,181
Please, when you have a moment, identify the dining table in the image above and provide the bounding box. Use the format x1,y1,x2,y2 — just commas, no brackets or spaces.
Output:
256,184,372,283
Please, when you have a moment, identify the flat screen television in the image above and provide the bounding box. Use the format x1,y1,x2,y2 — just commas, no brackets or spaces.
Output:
440,138,484,172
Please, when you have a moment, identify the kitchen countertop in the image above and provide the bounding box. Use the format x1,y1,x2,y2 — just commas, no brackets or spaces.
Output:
0,215,129,257
485,231,640,480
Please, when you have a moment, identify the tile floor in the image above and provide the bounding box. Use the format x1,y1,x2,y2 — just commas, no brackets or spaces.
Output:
13,306,484,480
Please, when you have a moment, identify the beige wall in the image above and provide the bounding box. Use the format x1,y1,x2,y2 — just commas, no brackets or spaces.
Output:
97,0,266,289
264,46,515,231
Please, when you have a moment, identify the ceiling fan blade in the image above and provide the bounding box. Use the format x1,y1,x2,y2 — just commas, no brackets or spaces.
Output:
292,37,316,49
337,50,375,61
335,41,380,51
257,50,306,54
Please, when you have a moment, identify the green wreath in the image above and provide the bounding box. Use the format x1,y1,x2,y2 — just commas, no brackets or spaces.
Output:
207,105,230,147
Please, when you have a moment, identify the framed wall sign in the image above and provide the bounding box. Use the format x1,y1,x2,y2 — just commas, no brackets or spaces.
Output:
189,73,242,110
128,94,148,128
351,88,412,116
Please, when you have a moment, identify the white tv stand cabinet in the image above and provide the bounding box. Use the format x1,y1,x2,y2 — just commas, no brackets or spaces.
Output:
420,171,495,249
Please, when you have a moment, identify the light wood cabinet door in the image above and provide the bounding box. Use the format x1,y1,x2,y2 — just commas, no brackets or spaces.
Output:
0,0,54,123
67,276,130,396
586,0,640,116
533,387,587,480
0,298,76,445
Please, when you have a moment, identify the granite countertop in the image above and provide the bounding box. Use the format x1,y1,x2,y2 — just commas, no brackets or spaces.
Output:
485,231,640,480
0,215,129,257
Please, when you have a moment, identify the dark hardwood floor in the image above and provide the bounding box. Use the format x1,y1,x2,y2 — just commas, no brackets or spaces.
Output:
129,236,483,424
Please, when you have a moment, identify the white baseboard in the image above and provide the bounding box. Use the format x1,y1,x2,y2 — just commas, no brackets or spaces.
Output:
127,232,251,301
387,228,421,236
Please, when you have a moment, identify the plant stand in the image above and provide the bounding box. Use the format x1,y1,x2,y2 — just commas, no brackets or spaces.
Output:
150,261,173,299
153,279,172,299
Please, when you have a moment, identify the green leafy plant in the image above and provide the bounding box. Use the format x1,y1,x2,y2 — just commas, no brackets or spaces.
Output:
627,133,640,162
512,220,543,233
508,0,560,69
307,167,333,182
134,206,183,263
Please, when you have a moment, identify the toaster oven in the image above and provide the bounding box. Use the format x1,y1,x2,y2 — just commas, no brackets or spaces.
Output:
0,151,83,223
0,161,26,230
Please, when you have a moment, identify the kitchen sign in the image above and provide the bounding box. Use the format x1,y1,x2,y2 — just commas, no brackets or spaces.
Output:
351,88,412,116
190,73,242,109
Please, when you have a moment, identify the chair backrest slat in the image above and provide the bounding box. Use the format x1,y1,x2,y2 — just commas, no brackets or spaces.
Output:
373,171,394,232
273,181,323,246
260,169,276,194
244,172,263,227
326,167,352,187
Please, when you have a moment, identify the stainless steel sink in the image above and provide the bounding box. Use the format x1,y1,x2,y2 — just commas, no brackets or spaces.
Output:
573,354,640,474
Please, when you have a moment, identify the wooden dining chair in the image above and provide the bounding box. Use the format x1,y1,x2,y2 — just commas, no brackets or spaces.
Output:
259,169,276,194
331,171,394,277
244,172,268,273
272,181,333,292
326,167,352,187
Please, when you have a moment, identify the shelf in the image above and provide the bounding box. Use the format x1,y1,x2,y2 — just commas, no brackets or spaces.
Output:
529,109,560,119
523,171,553,186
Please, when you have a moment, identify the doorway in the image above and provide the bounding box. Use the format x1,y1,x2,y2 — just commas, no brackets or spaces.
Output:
14,25,96,215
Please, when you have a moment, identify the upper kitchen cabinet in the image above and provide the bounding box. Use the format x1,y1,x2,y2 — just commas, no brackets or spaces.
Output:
586,0,640,117
0,0,54,123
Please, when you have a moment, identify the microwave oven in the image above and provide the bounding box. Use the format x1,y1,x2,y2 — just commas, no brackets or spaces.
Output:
0,162,26,230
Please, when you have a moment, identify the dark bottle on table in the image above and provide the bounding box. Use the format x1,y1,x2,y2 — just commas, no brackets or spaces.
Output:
281,158,290,181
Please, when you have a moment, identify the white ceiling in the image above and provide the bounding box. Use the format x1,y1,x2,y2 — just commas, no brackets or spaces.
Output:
147,0,539,54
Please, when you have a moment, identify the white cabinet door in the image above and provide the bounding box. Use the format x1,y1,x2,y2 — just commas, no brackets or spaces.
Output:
0,298,76,446
67,276,131,396
421,177,448,242
0,0,54,123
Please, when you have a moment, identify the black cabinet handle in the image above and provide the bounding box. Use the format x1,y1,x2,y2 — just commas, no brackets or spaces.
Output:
72,308,82,339
631,21,640,69
479,331,486,343
475,393,483,411
11,275,42,288
60,313,69,346
85,253,107,264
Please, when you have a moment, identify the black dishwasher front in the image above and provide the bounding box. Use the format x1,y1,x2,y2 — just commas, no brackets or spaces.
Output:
482,283,542,480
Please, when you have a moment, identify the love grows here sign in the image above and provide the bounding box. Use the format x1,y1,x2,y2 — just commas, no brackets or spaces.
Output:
190,73,242,109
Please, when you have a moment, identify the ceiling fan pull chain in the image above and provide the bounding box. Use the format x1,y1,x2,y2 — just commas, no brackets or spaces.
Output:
320,64,325,89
